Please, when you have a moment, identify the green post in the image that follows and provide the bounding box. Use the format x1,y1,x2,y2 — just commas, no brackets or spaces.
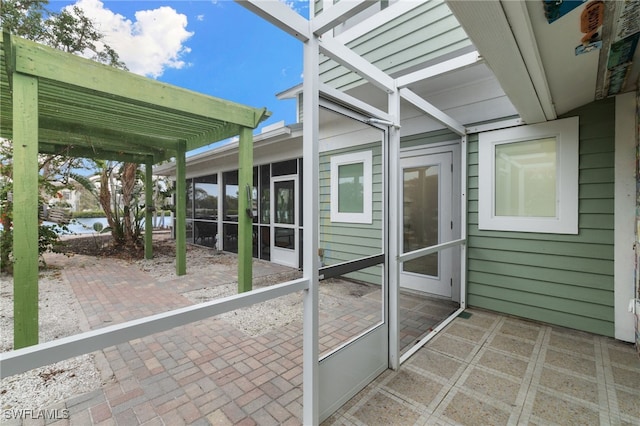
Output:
238,126,253,293
12,72,39,348
144,160,153,260
175,141,187,276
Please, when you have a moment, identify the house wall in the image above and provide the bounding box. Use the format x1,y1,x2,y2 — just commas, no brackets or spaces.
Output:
318,128,460,286
467,98,616,337
319,142,384,284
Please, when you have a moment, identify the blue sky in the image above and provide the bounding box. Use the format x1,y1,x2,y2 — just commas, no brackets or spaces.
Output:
51,0,307,153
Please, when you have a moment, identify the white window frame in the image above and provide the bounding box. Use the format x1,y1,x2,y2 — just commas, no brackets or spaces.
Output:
478,116,579,234
330,150,372,223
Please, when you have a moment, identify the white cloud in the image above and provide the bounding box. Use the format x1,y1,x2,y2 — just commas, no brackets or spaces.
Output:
196,14,205,22
68,0,193,78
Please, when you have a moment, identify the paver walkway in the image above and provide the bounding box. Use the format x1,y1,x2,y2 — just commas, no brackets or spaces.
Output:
61,254,304,426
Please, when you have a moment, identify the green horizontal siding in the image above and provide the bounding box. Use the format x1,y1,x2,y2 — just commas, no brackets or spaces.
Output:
320,0,472,91
320,142,384,285
467,98,615,337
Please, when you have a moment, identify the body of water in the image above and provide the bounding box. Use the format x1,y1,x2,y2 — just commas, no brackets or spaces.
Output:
1,217,172,234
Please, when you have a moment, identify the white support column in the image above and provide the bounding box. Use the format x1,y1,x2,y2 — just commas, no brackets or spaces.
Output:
614,92,635,342
302,22,320,426
459,135,468,310
387,86,401,370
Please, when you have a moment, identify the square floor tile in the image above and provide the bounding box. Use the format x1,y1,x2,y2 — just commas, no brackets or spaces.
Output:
442,322,487,344
498,320,542,342
385,370,444,407
462,368,520,405
352,393,420,426
611,365,640,390
616,387,640,419
458,311,499,329
607,344,640,370
543,348,597,377
442,391,510,426
488,334,535,358
531,390,600,425
407,349,464,380
548,332,595,357
428,334,478,361
477,349,529,378
539,367,599,404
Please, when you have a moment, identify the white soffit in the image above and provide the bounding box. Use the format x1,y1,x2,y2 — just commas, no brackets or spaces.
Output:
446,0,547,124
524,1,599,116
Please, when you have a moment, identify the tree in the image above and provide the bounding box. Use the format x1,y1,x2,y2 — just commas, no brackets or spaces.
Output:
1,0,126,68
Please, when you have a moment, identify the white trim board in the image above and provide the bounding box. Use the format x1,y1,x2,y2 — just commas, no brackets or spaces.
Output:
614,92,636,343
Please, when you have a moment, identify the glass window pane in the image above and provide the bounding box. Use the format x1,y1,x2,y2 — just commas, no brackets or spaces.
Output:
495,137,557,217
274,180,295,225
338,163,364,213
260,226,270,260
260,165,271,224
403,165,438,277
223,170,239,222
274,227,295,249
194,182,218,220
272,159,297,176
223,223,238,253
185,180,193,219
194,220,217,247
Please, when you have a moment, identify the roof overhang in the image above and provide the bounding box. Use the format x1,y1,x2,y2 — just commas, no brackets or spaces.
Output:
447,0,639,123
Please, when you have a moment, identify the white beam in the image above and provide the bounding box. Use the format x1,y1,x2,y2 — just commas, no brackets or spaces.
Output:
320,83,394,125
396,51,482,88
235,0,310,42
319,37,395,93
312,0,375,35
501,0,556,121
399,87,466,136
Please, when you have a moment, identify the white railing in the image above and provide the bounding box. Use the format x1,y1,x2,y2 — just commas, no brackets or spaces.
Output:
0,278,310,378
396,237,466,364
397,238,466,263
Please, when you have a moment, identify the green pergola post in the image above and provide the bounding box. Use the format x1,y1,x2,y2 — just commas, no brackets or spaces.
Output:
12,72,40,349
175,141,187,276
238,126,253,293
144,160,153,260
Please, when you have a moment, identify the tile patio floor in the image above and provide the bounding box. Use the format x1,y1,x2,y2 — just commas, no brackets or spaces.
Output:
324,309,640,426
2,247,639,425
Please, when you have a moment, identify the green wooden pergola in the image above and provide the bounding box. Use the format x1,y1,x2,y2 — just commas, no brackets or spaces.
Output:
0,33,269,348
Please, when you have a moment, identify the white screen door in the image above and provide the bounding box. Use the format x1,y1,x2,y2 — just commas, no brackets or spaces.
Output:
317,104,388,422
400,151,453,297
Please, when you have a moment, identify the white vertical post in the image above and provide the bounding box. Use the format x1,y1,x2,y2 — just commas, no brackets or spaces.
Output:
387,87,401,370
614,92,635,342
302,19,320,426
460,135,468,310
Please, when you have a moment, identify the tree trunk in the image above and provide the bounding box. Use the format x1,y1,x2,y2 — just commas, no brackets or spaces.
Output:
120,162,137,246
